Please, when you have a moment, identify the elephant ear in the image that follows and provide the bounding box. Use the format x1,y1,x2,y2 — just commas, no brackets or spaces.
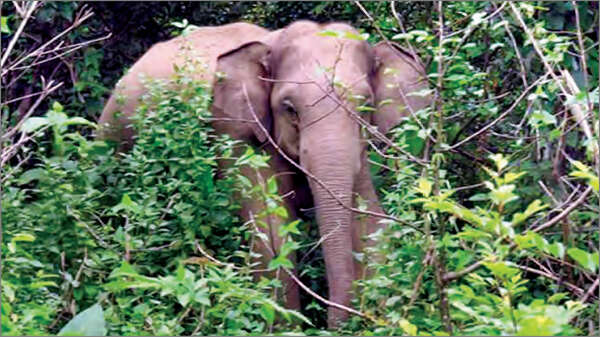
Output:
372,42,432,135
213,41,272,143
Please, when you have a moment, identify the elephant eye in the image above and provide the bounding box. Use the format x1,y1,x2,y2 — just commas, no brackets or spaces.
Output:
282,99,298,117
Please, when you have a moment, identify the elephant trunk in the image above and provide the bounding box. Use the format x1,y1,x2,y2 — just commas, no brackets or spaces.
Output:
302,130,359,328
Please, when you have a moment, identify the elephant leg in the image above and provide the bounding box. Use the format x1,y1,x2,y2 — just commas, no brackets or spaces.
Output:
351,150,386,280
237,152,301,310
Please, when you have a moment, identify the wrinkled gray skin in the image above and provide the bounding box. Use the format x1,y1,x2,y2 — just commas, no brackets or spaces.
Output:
98,21,430,328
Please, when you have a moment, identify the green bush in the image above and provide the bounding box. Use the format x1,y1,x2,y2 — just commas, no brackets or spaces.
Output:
2,57,309,335
2,1,598,336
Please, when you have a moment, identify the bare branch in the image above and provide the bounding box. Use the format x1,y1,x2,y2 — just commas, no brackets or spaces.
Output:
6,33,112,73
444,185,594,283
247,217,373,321
0,1,39,68
497,10,528,88
447,76,545,150
581,278,599,303
516,264,587,298
531,186,594,234
1,79,63,141
355,0,425,75
2,5,95,74
390,1,418,59
508,3,570,96
242,84,425,233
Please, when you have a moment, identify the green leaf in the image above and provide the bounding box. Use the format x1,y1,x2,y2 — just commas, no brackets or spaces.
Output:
516,315,557,336
399,319,418,336
63,117,97,129
58,303,107,336
483,261,520,279
11,233,35,242
52,101,64,112
104,279,157,292
415,177,433,197
406,88,434,97
529,109,557,127
112,194,141,214
266,176,278,194
273,206,288,218
385,296,402,307
108,261,139,278
547,242,565,259
512,199,548,225
532,232,549,252
260,303,275,326
392,30,430,41
30,281,58,289
177,293,191,307
378,98,393,107
356,105,376,112
567,248,598,273
176,263,186,281
469,11,487,27
343,31,369,41
194,289,211,306
569,161,599,192
317,30,340,37
547,292,568,304
18,168,46,185
1,16,9,34
47,109,68,128
489,153,508,172
514,232,536,249
279,240,300,257
20,117,49,133
279,219,301,237
489,184,519,206
468,193,488,201
503,171,527,184
268,255,294,270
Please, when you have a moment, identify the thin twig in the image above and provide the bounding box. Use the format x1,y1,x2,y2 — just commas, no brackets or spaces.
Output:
298,221,343,266
531,186,594,233
196,234,371,321
433,2,451,332
6,33,112,73
581,278,599,303
242,84,424,233
497,10,528,88
509,3,569,95
447,77,544,150
249,216,373,321
517,264,586,298
0,1,39,68
2,5,94,73
1,79,63,141
443,185,593,282
355,0,425,75
195,241,240,269
407,245,434,309
390,1,418,59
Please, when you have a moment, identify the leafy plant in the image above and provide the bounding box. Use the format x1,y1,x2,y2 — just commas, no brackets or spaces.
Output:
2,1,598,335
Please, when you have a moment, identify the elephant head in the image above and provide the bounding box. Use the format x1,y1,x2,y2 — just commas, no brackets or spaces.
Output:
212,21,430,327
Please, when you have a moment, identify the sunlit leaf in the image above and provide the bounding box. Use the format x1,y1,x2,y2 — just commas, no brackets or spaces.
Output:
58,303,106,336
567,248,598,273
20,117,49,133
415,177,433,197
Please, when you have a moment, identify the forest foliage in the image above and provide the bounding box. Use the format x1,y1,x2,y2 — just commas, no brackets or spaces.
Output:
1,1,599,336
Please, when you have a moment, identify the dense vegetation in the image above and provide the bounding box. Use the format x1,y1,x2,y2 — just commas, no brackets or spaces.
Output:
1,2,598,336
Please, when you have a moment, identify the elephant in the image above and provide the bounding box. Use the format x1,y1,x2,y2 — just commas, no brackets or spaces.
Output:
98,20,430,328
